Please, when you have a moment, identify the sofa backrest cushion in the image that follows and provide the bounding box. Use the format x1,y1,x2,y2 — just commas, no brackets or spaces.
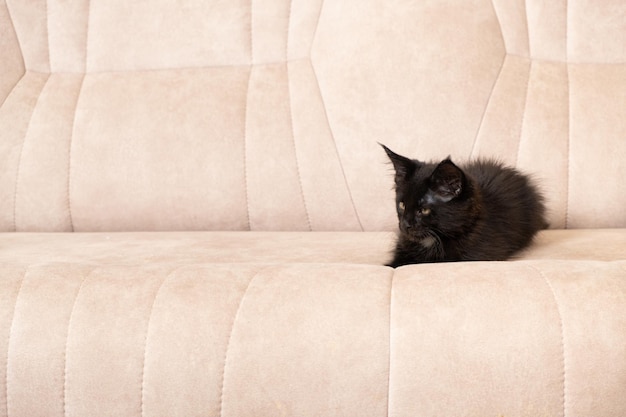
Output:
1,0,624,231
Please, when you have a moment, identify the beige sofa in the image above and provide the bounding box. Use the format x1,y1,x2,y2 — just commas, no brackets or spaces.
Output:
1,0,625,415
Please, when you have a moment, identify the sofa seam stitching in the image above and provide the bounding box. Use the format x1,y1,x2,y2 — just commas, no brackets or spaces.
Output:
564,65,571,229
243,67,253,230
528,265,567,417
494,53,626,65
517,0,532,167
8,58,329,76
218,266,266,417
308,0,363,231
489,53,625,66
285,0,292,97
0,72,27,111
309,62,364,231
285,0,312,231
63,268,94,417
514,60,532,168
564,0,570,62
140,269,176,417
564,0,571,229
45,0,52,72
470,52,506,158
470,0,505,158
489,0,505,54
4,267,27,417
385,269,395,417
65,0,90,231
2,0,27,74
84,0,91,72
12,73,51,231
249,0,254,65
66,75,86,232
243,0,253,230
310,0,325,56
523,0,532,58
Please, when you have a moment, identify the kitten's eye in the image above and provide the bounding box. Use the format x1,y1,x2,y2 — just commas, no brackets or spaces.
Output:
420,207,431,216
398,202,405,212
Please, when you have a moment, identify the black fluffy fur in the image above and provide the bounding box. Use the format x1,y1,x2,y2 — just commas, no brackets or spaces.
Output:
382,144,548,267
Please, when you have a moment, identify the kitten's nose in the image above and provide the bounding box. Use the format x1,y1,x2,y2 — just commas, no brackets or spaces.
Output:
401,218,412,230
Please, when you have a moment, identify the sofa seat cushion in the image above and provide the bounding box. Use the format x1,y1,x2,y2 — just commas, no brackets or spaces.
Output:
1,229,624,266
1,253,624,415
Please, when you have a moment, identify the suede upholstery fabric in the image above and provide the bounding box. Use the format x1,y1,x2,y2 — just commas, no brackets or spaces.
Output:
1,0,625,231
1,0,625,415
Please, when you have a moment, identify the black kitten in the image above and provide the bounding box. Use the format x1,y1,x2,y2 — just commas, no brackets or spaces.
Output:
382,144,547,267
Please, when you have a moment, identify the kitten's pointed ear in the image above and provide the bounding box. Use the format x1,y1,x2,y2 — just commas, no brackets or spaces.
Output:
380,143,418,185
430,158,464,202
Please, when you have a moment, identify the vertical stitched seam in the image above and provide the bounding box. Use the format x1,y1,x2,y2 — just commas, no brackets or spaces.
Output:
564,0,570,61
4,267,27,417
66,0,90,231
285,0,312,231
564,64,571,229
218,267,265,417
243,0,253,230
308,0,363,230
249,0,254,66
0,72,27,111
3,0,26,73
519,0,533,168
63,269,93,417
84,0,91,73
514,60,532,168
243,67,253,231
470,0,507,158
310,62,364,231
310,0,325,56
285,0,292,62
523,0,532,58
12,74,51,231
529,265,567,417
302,1,368,231
489,0,505,53
564,0,571,229
470,53,507,158
140,270,175,417
67,75,86,232
385,269,395,417
45,0,51,72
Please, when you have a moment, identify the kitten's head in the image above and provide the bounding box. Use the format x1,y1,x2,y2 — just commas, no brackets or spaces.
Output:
381,144,480,242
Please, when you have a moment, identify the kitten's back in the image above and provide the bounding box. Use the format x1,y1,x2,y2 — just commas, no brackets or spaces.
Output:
463,159,547,254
